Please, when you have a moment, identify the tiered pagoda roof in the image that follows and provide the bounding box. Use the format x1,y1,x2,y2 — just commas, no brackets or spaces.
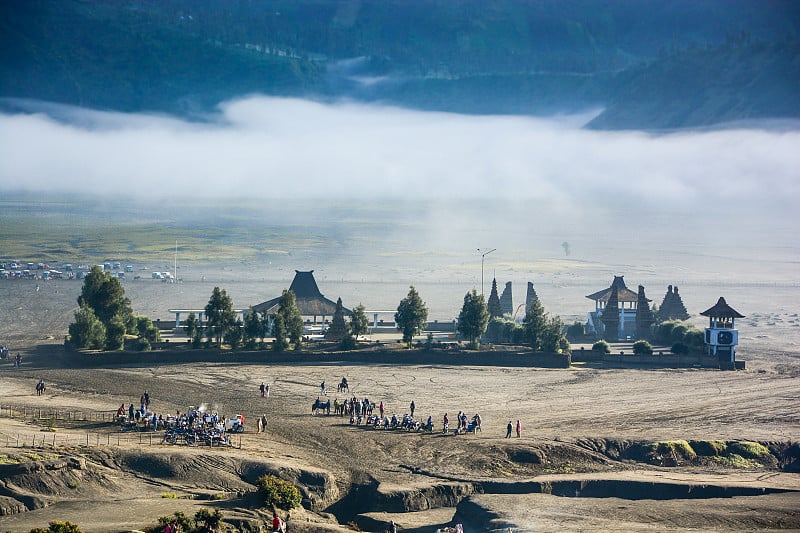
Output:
700,297,745,319
586,276,638,304
253,270,348,317
657,285,690,321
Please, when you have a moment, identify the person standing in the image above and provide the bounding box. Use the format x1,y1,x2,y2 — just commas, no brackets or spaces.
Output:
410,400,415,418
516,419,521,438
506,420,513,438
260,382,266,397
265,383,270,398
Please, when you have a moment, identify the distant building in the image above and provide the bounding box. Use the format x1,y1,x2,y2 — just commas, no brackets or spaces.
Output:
701,297,744,369
586,276,639,340
252,270,349,322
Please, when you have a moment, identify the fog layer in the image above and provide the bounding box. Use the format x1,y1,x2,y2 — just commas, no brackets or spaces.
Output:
1,96,797,217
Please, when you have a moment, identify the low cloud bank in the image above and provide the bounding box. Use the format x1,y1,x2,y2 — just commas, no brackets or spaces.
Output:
0,96,797,217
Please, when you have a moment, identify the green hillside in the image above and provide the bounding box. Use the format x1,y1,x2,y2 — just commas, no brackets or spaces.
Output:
1,0,798,128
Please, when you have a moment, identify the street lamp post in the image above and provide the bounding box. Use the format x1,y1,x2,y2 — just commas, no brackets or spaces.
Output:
478,248,496,296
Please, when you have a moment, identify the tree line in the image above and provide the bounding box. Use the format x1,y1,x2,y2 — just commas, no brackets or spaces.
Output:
67,273,570,354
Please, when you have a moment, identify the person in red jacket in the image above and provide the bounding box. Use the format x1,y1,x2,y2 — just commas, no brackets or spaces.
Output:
272,512,286,533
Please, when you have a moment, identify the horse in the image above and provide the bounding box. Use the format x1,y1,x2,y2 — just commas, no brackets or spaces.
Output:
312,398,331,415
35,380,45,396
337,379,349,393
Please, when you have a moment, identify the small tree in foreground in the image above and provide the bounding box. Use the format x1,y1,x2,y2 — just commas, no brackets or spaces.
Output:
257,474,302,510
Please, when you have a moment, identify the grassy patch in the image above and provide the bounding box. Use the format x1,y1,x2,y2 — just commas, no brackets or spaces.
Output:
160,492,178,499
712,454,763,469
0,452,59,464
655,440,697,460
727,440,771,459
689,439,727,457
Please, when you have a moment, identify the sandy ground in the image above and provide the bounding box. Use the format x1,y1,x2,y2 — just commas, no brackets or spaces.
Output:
1,269,799,532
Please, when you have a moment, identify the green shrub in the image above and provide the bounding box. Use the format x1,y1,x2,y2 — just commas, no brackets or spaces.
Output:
670,324,689,342
655,440,697,460
340,333,357,351
147,512,193,533
136,337,152,351
727,441,771,459
592,340,611,354
29,522,84,533
671,342,689,355
684,330,705,349
566,321,585,338
257,474,302,510
689,440,727,456
632,340,653,355
712,455,762,468
195,509,223,531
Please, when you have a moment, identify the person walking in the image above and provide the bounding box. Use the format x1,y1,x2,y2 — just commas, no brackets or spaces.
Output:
265,383,270,398
506,420,513,438
516,419,521,438
260,382,266,397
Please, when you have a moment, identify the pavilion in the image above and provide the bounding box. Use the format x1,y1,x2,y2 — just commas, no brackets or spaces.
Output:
251,270,349,323
586,276,641,339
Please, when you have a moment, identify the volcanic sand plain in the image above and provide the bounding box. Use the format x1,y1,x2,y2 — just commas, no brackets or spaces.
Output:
0,269,799,532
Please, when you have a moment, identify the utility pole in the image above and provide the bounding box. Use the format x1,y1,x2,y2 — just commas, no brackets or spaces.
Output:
477,248,496,296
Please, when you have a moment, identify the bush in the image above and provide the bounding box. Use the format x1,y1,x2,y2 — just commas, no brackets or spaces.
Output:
257,474,302,510
592,340,611,353
671,342,689,355
29,522,84,533
727,440,771,459
684,329,705,349
195,509,223,531
566,321,585,338
136,337,152,351
689,440,727,457
147,512,193,533
670,323,689,343
656,440,697,461
340,333,357,351
632,340,653,355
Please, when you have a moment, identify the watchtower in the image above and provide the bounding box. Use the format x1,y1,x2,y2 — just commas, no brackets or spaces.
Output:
700,297,744,370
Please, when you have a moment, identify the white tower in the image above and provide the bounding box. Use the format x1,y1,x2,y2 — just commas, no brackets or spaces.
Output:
700,297,744,370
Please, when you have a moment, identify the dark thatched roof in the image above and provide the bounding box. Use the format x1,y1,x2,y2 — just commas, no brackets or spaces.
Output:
252,270,350,317
586,275,639,304
700,297,745,319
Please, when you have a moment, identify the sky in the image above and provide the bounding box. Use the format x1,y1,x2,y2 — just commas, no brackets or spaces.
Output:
1,96,798,218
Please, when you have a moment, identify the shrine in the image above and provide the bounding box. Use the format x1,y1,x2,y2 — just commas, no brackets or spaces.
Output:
586,276,640,340
700,297,745,370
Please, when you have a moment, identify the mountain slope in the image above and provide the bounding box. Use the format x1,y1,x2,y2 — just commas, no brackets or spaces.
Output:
1,0,798,128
